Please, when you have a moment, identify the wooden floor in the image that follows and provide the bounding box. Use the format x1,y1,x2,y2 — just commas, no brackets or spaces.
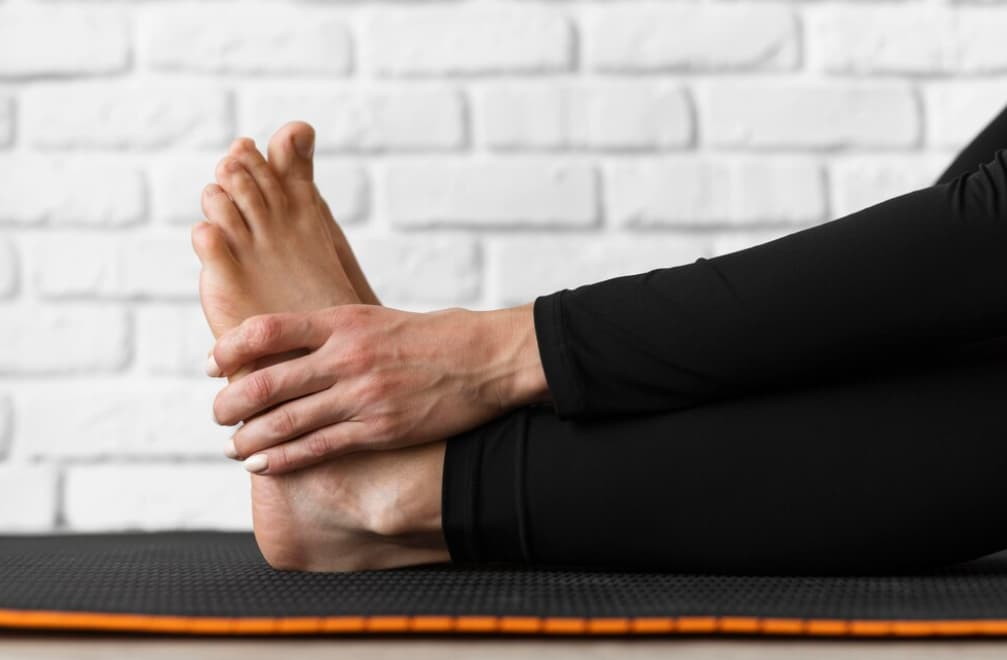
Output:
3,636,1007,659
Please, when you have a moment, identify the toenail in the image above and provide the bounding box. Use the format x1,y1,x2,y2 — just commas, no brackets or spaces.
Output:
243,454,269,474
224,438,239,460
206,354,222,378
293,132,314,159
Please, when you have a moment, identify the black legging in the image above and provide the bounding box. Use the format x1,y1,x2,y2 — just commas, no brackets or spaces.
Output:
441,102,1007,575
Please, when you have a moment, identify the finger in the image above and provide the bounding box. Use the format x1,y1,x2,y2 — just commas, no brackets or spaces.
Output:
212,350,335,426
242,421,369,475
213,311,330,377
230,387,348,458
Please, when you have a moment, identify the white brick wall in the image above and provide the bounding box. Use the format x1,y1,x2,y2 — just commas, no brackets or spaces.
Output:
1,0,1003,534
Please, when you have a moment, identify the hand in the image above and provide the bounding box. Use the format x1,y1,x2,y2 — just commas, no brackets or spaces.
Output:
210,303,550,474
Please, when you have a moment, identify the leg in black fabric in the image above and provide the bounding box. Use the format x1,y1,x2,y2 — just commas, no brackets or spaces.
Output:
539,146,1007,419
444,338,1007,575
936,102,1007,184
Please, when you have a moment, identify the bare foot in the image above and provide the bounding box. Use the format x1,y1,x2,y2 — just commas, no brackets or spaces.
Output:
252,439,449,572
191,135,357,339
192,128,449,571
265,121,381,307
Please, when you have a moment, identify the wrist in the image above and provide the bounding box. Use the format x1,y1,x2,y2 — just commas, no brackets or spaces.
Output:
472,303,551,411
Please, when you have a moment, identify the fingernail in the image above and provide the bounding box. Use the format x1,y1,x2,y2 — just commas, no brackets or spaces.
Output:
206,354,222,378
244,454,269,474
293,132,314,159
224,438,239,460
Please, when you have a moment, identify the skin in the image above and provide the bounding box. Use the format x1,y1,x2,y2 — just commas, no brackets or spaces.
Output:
191,121,549,571
211,302,549,474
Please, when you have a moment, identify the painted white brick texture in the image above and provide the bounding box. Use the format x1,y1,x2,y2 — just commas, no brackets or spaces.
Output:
140,5,352,75
584,4,798,72
384,160,597,227
0,6,129,78
362,5,571,76
64,465,252,532
476,83,692,151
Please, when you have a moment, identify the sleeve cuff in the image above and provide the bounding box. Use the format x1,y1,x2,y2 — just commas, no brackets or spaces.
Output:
533,291,587,419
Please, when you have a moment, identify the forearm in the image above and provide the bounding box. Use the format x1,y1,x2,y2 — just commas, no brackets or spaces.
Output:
469,303,551,411
536,151,1007,419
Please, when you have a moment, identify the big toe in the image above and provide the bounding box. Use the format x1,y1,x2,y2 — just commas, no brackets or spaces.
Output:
191,221,236,268
268,121,315,184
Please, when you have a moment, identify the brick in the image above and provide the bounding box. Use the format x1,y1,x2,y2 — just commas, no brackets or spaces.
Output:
0,466,57,532
607,157,826,227
711,229,809,259
490,235,711,305
31,231,200,300
363,5,571,76
149,153,219,225
0,237,16,298
64,464,251,532
140,5,351,74
136,304,214,377
585,3,797,72
829,155,950,217
700,82,919,149
923,81,1007,149
476,83,691,151
808,7,951,74
116,232,200,299
350,235,481,305
315,160,369,224
385,160,597,228
150,154,368,225
16,381,230,460
809,7,1007,75
955,9,1007,73
0,96,11,147
0,6,128,77
23,83,231,149
241,88,465,153
0,395,10,459
0,156,144,226
0,304,130,374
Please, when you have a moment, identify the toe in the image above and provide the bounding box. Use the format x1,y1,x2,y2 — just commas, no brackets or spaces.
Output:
215,157,269,231
191,220,237,268
268,121,315,185
228,137,288,216
201,183,251,244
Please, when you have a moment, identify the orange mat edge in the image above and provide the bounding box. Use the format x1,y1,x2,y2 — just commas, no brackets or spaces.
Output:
4,609,1007,637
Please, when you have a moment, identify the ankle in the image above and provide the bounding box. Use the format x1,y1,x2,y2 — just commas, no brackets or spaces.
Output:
365,441,447,540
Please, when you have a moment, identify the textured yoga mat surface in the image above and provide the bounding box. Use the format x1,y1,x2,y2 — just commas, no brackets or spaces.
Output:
3,532,1007,637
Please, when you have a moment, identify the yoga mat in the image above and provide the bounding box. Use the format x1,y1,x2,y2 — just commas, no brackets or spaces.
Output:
3,532,1007,637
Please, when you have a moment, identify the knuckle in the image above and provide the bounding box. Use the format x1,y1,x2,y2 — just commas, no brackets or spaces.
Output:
267,406,297,438
372,416,399,441
344,342,374,373
245,371,274,408
360,375,392,402
261,444,291,476
244,315,282,352
305,432,333,459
